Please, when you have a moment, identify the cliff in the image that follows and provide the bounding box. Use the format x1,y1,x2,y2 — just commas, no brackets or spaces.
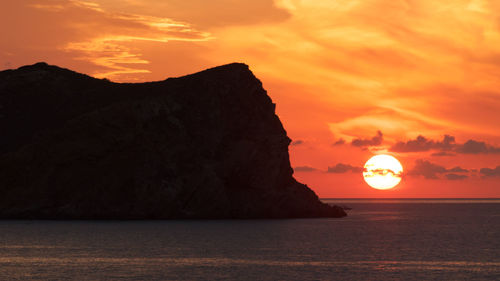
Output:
0,62,346,219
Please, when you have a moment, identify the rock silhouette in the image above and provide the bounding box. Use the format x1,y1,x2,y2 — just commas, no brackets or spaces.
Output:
0,62,346,219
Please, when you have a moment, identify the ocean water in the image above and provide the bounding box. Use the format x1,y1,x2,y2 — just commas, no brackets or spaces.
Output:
0,199,498,280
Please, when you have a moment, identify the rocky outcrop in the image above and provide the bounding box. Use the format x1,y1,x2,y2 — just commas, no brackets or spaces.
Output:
0,62,346,219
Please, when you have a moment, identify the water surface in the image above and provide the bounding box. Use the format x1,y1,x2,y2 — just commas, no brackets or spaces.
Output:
0,199,498,280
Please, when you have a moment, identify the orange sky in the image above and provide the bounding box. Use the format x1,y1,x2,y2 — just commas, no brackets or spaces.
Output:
1,0,499,197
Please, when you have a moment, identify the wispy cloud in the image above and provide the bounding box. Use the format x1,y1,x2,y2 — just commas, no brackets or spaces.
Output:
29,0,213,80
27,4,65,12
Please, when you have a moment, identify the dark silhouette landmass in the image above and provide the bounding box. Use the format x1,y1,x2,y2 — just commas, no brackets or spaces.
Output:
0,62,346,219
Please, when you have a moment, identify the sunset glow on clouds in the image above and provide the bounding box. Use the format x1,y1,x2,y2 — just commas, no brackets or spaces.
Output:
1,0,499,197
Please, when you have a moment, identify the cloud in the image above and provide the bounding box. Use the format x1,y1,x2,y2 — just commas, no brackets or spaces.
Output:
431,151,456,157
327,163,363,173
407,159,449,179
15,0,213,81
456,140,500,154
390,135,455,152
27,4,65,12
445,173,468,180
390,134,500,155
61,2,213,79
408,160,471,180
333,138,345,146
480,166,500,178
293,166,317,172
93,0,291,28
291,140,304,145
351,130,383,147
364,168,402,178
448,166,468,173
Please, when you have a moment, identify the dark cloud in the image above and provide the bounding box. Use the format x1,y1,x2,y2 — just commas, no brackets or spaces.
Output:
294,166,317,172
407,159,447,179
390,135,455,152
445,173,468,180
351,130,383,147
390,135,500,155
333,138,345,146
291,140,304,146
480,166,500,177
408,160,472,180
456,140,500,154
327,163,363,173
431,151,456,157
448,166,468,173
365,168,403,178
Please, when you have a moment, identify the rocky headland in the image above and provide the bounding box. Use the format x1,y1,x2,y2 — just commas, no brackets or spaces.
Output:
0,62,346,219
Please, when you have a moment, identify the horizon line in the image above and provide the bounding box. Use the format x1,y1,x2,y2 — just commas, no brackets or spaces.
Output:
320,197,500,200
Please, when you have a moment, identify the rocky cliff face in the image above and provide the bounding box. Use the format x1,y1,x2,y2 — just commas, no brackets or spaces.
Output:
0,62,346,219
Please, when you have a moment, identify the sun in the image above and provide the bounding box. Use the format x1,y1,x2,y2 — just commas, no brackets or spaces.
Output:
363,154,403,190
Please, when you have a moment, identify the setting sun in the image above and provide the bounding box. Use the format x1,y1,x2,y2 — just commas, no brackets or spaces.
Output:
363,155,403,190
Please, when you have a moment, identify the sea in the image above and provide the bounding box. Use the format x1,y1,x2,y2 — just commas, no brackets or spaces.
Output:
0,199,498,280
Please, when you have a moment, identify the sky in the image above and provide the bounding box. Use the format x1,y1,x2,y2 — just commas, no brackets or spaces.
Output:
1,0,499,198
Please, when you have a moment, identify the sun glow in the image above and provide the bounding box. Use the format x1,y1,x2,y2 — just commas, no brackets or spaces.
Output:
363,155,403,190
